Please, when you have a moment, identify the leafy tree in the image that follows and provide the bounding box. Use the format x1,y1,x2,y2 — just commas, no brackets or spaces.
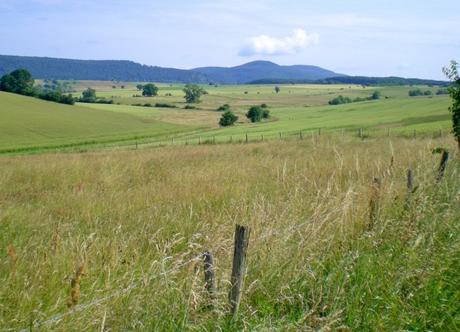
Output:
219,110,238,126
246,105,269,122
183,84,207,103
274,86,280,93
371,91,381,100
0,69,34,95
142,83,158,97
443,60,460,149
81,88,97,102
136,84,144,91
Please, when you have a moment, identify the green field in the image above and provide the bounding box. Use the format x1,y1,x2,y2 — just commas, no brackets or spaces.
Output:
0,82,452,154
1,81,459,331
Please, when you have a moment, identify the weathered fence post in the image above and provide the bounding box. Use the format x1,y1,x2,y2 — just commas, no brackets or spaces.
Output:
405,169,415,211
135,141,138,150
437,150,449,181
369,177,382,229
299,131,303,140
230,135,233,143
359,128,363,139
199,136,201,145
279,132,282,140
229,225,250,318
261,134,264,142
245,133,248,143
203,251,217,303
318,128,321,136
413,130,417,139
213,136,216,144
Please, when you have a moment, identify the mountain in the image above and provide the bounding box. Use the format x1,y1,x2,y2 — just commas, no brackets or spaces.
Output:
0,55,209,83
0,55,342,84
192,60,344,84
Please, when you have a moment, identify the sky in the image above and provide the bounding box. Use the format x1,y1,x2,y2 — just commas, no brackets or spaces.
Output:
0,0,459,79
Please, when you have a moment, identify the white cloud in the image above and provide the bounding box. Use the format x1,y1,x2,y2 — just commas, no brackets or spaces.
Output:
239,28,319,56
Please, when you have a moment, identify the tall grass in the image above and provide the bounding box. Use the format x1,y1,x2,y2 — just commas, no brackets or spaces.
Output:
0,136,458,330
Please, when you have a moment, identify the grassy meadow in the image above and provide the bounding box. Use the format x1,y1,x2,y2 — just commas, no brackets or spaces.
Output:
0,82,452,154
1,80,459,330
0,136,459,330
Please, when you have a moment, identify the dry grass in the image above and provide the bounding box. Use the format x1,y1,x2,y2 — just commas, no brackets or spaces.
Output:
0,136,458,330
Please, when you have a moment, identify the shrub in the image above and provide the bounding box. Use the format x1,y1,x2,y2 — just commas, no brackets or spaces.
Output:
409,89,424,97
246,105,270,122
154,103,176,108
436,88,449,95
371,91,381,99
219,110,238,126
184,105,196,110
329,95,353,105
217,104,230,112
0,69,35,96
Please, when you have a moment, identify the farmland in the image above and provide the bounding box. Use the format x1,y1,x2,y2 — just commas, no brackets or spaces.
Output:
0,82,452,154
1,135,458,330
0,80,459,331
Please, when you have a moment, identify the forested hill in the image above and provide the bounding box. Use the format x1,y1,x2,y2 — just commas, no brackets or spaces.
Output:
0,55,342,84
0,55,447,85
0,55,209,83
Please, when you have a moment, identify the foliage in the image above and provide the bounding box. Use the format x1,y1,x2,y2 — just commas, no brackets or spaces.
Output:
329,95,353,105
219,110,238,126
217,104,230,112
0,69,35,95
443,60,460,148
154,103,176,108
183,84,207,103
371,90,381,99
246,105,270,122
436,88,449,95
136,84,143,91
37,91,75,105
408,89,433,97
81,88,97,102
274,86,280,93
142,83,158,97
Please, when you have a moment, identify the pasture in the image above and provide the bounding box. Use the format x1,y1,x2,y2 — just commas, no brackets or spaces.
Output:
0,82,452,154
1,136,458,330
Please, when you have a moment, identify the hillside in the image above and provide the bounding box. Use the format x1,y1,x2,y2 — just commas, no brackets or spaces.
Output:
0,55,341,84
192,60,343,84
0,55,209,83
0,92,195,153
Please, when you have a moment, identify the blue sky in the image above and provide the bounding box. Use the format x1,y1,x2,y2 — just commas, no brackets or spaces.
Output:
0,0,458,79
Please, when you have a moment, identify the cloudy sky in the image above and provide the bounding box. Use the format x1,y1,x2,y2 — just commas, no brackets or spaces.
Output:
0,0,458,79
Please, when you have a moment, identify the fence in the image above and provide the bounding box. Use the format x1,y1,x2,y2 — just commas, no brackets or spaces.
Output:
6,146,453,331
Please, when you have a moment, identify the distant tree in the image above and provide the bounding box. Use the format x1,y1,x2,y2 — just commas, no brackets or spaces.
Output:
436,88,449,95
424,90,432,96
121,85,125,89
219,110,238,126
329,95,353,105
183,84,206,103
81,88,97,102
0,69,34,95
142,83,158,97
371,91,381,100
443,60,460,149
274,86,280,94
409,89,424,97
136,84,144,91
246,105,270,123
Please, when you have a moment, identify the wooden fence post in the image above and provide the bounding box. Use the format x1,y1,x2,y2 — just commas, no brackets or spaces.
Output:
135,141,138,150
369,177,382,229
229,225,250,318
279,132,282,140
230,135,233,143
437,150,449,181
245,133,248,143
203,251,217,303
405,169,415,211
318,128,321,136
299,131,303,140
199,136,201,145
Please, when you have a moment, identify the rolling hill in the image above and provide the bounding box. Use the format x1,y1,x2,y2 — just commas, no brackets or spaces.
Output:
0,55,342,84
192,60,344,84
